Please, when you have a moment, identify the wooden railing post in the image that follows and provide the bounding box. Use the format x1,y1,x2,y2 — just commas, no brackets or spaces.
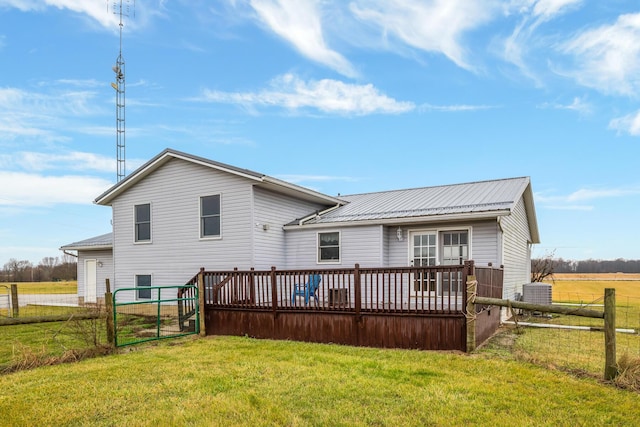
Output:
105,278,115,347
198,268,206,336
354,264,361,318
10,284,18,317
270,266,278,317
466,275,477,353
604,288,617,380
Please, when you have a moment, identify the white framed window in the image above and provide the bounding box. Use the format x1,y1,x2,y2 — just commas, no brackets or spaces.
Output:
318,231,340,263
135,274,152,300
134,203,151,243
200,195,221,239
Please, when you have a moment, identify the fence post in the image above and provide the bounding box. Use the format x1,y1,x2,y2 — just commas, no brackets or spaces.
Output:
604,288,617,380
463,261,475,353
354,264,361,318
105,278,115,347
198,268,206,337
270,266,278,318
10,284,18,317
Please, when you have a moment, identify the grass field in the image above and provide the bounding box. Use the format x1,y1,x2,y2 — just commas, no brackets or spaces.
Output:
1,335,640,426
504,273,640,377
0,281,77,294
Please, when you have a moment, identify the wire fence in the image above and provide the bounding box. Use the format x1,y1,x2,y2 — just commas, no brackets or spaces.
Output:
504,292,640,376
0,284,89,321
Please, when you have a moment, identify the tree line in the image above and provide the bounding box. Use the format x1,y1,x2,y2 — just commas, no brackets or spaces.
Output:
1,254,77,282
532,257,640,275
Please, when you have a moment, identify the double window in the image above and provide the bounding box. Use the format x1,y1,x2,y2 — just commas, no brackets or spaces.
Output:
200,195,221,238
318,232,340,263
134,204,151,242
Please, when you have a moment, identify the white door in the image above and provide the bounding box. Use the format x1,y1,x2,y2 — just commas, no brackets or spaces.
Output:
85,259,97,303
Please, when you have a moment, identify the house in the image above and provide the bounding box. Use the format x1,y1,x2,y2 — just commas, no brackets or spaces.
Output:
61,148,539,348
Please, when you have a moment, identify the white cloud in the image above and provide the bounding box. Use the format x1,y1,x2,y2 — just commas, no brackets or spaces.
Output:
537,96,591,114
249,0,356,77
609,110,640,136
350,0,499,71
200,73,414,115
501,0,583,83
419,103,497,112
0,87,103,143
3,151,115,173
0,0,121,28
559,13,640,96
535,185,640,210
0,171,112,207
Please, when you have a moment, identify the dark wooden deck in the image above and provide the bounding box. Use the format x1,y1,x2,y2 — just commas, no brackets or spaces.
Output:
192,261,503,351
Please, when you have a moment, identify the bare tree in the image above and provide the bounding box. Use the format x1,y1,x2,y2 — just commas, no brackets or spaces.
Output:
38,256,59,281
531,250,556,283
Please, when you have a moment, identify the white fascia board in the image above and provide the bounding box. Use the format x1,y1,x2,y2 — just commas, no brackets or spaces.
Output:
59,244,113,251
283,210,512,230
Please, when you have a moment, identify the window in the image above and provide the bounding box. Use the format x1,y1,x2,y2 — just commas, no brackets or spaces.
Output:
134,203,151,242
318,232,340,263
200,195,221,238
441,231,469,266
136,274,151,300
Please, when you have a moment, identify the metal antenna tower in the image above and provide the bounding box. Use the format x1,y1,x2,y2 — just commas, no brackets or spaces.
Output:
110,1,134,183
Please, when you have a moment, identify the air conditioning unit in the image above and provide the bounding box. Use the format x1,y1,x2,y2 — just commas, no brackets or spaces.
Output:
522,282,552,306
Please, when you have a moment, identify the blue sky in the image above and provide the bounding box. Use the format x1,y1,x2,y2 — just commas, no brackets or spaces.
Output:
1,0,639,266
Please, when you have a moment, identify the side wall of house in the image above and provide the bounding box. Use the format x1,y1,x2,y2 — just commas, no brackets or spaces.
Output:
500,196,532,300
285,225,384,269
252,187,328,270
77,249,113,302
285,220,500,270
111,158,258,300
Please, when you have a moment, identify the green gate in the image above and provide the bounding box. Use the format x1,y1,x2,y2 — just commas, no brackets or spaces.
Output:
113,285,199,347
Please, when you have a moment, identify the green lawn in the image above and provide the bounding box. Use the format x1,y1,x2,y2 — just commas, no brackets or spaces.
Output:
0,281,77,294
1,336,639,426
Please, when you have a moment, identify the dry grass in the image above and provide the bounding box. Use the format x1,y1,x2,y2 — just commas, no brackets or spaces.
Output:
2,343,112,374
615,353,640,392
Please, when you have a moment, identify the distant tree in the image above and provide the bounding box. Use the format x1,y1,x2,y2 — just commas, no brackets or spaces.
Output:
38,256,59,281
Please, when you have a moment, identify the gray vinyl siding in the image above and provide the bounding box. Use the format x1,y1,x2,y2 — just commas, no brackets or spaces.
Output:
470,221,500,267
501,197,532,300
252,187,328,270
285,225,384,269
111,158,256,300
77,249,113,300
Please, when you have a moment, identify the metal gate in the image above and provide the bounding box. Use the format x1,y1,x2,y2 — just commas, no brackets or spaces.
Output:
113,285,199,347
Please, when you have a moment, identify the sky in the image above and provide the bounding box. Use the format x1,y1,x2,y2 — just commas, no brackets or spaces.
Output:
1,0,640,267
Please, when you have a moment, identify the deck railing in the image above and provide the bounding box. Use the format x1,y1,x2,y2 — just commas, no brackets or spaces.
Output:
199,261,502,316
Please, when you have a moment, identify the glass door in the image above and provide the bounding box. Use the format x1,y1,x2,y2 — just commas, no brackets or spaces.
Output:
440,231,468,293
411,232,437,295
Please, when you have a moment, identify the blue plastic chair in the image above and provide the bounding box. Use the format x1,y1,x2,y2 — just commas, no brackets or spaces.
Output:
291,274,322,306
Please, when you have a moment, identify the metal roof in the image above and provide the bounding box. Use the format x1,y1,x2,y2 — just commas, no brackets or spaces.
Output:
298,177,534,229
60,232,113,251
